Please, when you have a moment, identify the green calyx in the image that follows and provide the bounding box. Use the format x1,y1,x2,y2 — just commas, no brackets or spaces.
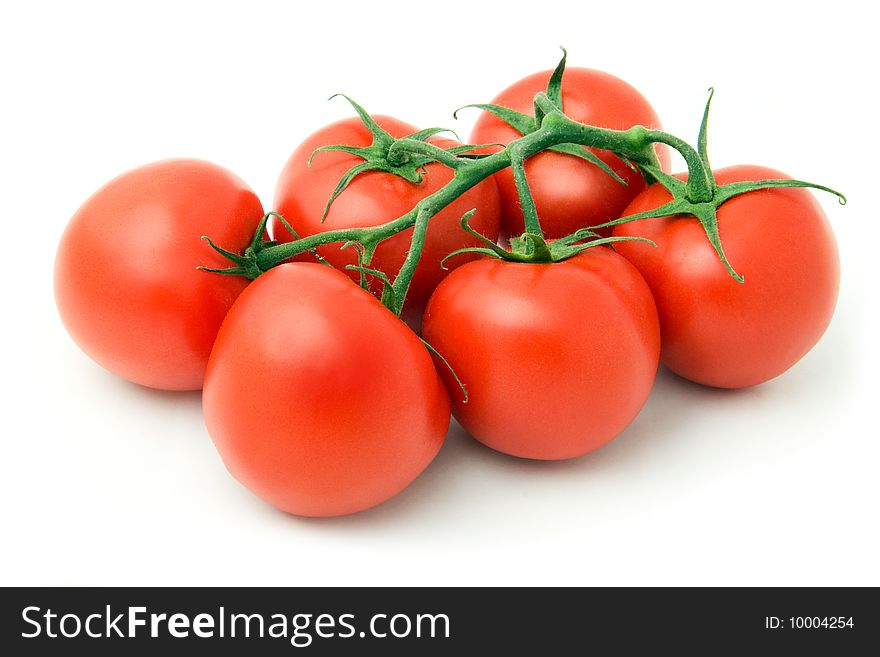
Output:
198,212,275,279
594,90,847,282
199,211,334,280
310,94,487,222
441,210,656,268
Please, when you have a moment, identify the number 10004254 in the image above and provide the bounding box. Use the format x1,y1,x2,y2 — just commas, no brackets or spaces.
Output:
783,617,854,629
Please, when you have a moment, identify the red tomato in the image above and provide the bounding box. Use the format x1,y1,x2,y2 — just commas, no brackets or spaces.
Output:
203,263,450,517
54,159,264,391
470,67,670,239
612,165,839,388
271,116,501,328
422,249,659,460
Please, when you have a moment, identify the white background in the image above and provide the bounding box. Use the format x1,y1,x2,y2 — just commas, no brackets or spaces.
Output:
2,1,877,586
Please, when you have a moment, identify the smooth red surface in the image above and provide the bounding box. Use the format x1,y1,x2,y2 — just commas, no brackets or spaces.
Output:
470,67,670,240
271,116,501,328
203,264,451,517
54,159,264,390
422,249,660,460
613,165,840,388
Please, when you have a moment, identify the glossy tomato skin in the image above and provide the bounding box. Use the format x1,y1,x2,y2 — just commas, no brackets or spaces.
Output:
470,67,670,240
271,116,501,329
422,249,659,460
612,165,839,388
54,159,264,391
203,263,450,517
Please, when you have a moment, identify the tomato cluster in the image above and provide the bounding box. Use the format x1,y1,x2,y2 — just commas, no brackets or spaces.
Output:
55,54,841,517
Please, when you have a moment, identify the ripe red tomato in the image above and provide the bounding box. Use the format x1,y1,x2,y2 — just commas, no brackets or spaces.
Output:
54,159,264,391
470,67,670,239
612,165,839,388
203,263,450,517
271,116,501,328
422,249,660,460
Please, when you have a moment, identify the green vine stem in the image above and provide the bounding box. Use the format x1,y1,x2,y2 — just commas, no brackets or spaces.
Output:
204,61,845,312
228,105,666,316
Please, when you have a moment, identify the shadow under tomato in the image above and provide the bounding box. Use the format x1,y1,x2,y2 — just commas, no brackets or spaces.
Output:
251,369,760,528
222,344,850,529
127,382,204,408
438,366,763,477
88,364,205,409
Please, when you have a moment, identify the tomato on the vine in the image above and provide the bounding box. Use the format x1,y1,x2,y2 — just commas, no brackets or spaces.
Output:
470,67,670,239
271,116,501,328
612,165,839,388
54,159,264,391
422,248,660,460
203,263,451,517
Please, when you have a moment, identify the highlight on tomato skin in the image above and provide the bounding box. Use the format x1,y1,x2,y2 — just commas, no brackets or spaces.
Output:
54,159,265,391
422,247,660,461
470,66,670,240
202,263,451,518
271,115,501,330
612,165,840,389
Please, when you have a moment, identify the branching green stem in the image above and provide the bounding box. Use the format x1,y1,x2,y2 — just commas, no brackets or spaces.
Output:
206,85,843,312
251,103,667,306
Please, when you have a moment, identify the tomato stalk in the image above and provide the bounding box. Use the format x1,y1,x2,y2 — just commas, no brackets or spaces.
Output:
236,115,663,314
204,53,845,311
